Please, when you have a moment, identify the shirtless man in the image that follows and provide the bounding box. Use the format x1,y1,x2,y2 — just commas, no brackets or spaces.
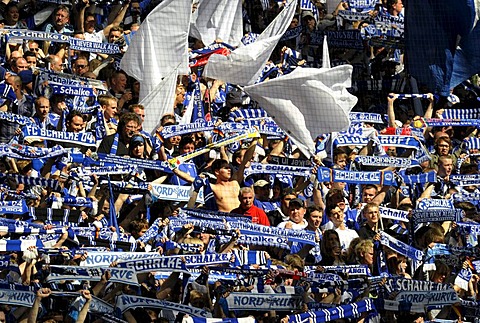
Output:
210,137,258,212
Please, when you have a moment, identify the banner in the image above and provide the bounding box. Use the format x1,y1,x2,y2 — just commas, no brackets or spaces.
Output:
0,111,34,126
379,206,409,222
150,184,204,203
115,295,211,317
0,289,35,307
326,30,364,50
412,209,463,223
48,266,139,285
5,29,69,43
69,38,121,54
226,293,303,311
349,112,384,124
0,144,67,160
316,167,395,185
49,83,96,97
22,126,96,147
96,154,171,173
355,156,418,169
244,162,312,178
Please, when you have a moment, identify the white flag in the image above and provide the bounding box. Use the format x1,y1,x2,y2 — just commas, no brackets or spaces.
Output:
243,66,358,156
140,69,178,134
322,35,331,68
203,35,282,85
190,0,243,47
203,0,297,85
120,0,191,101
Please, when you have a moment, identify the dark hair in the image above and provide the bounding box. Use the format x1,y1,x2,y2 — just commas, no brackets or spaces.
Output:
118,112,141,131
54,4,70,16
211,159,229,172
305,205,323,219
66,110,86,123
179,135,195,150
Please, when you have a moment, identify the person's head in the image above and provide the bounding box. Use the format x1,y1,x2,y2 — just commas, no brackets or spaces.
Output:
6,75,22,93
321,229,341,258
305,205,323,231
161,114,176,127
280,187,297,213
289,16,299,29
129,218,149,239
108,26,123,43
34,96,50,120
178,135,195,154
362,202,380,229
302,11,316,31
11,57,28,74
98,95,118,120
327,205,345,228
387,0,403,16
437,155,453,177
333,148,348,169
362,184,378,203
53,5,70,30
253,179,270,200
435,137,451,156
212,159,231,181
66,110,86,132
47,55,63,72
84,12,96,34
355,239,375,266
18,69,33,92
27,40,40,54
24,51,37,68
130,1,141,15
288,197,306,224
129,134,146,158
110,71,128,93
72,56,89,76
430,260,450,283
118,112,141,141
326,189,346,211
175,84,186,105
4,3,19,25
238,186,254,210
128,104,145,123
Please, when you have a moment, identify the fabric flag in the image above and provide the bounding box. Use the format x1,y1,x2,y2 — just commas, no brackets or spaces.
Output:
120,0,191,101
243,66,357,156
322,35,330,68
107,175,120,236
203,0,297,85
405,0,479,95
190,0,243,47
203,35,282,85
140,69,178,134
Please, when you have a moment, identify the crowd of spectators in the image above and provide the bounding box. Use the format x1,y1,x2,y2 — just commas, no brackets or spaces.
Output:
0,0,480,322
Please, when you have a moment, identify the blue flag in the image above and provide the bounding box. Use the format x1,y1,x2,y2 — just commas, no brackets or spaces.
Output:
406,0,480,95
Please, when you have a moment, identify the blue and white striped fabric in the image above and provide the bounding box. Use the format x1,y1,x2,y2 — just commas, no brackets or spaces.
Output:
441,108,480,119
0,239,44,251
288,298,376,323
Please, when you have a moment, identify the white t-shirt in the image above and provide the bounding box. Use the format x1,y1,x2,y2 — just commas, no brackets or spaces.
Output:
277,220,308,230
335,227,359,251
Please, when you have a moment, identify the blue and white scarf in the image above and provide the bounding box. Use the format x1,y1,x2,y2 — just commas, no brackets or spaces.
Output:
412,208,463,223
355,155,419,168
349,112,384,124
379,231,423,261
288,299,375,323
22,126,96,147
316,167,395,185
0,144,67,160
2,173,61,191
244,163,312,178
115,295,210,317
0,111,34,126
